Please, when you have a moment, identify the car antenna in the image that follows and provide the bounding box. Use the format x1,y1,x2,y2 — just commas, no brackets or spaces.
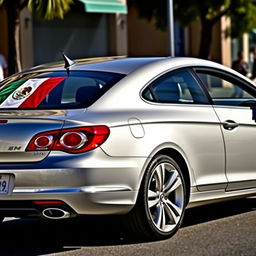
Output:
62,53,76,76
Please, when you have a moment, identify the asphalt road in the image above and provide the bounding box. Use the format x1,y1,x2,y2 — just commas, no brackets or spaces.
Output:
1,197,256,256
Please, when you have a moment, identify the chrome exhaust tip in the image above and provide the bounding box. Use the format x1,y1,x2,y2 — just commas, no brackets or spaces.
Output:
42,208,71,219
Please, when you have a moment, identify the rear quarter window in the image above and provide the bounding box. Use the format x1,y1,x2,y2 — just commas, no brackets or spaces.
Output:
142,69,209,104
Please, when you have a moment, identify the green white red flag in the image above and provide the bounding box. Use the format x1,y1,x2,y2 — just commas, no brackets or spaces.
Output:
0,77,65,108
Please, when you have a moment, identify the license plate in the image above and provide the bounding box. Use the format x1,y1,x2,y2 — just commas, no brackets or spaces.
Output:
0,175,10,195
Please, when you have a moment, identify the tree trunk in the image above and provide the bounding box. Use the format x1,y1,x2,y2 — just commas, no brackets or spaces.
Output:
198,19,214,59
5,1,22,75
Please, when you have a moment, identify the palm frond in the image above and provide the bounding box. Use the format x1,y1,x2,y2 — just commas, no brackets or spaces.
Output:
27,0,73,20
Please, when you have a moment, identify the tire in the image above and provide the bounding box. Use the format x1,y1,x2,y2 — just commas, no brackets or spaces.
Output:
125,154,187,240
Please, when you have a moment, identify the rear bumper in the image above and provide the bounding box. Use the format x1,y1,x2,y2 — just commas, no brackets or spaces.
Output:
0,149,148,216
8,187,137,215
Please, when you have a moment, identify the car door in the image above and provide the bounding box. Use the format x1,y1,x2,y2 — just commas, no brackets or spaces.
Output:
140,68,227,191
196,68,256,191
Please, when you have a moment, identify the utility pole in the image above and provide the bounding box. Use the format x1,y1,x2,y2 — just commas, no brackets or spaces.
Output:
167,0,175,57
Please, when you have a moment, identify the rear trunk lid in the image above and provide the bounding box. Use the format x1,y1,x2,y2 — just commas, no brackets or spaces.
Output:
0,110,66,163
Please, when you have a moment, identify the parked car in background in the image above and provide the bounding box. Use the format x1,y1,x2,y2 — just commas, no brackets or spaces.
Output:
0,57,256,239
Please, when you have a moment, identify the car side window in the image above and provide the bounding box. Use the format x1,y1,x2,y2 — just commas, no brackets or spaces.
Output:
197,71,256,107
142,69,209,104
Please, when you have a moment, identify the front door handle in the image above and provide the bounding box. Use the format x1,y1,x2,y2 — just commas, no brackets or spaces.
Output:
223,120,239,130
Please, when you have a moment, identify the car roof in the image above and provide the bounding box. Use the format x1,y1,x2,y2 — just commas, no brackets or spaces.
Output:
27,56,253,86
29,57,164,75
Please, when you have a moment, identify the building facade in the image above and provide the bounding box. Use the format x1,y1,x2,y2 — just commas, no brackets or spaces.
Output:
1,2,254,73
0,0,128,71
127,6,233,67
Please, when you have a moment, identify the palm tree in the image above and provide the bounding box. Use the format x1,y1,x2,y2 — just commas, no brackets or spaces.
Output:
0,0,74,75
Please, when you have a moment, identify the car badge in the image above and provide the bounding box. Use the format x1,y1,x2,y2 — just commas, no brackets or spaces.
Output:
12,86,32,100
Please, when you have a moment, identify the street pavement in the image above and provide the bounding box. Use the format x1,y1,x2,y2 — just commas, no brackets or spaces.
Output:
0,197,256,256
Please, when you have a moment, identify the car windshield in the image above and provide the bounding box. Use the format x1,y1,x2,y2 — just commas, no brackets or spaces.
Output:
0,71,125,109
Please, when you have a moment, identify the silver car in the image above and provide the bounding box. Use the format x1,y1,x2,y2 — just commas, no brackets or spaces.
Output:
0,57,256,239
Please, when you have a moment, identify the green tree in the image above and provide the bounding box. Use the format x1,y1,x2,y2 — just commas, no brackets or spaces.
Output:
129,0,256,59
0,0,73,74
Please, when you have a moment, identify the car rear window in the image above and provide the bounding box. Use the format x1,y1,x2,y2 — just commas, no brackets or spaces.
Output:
0,71,125,109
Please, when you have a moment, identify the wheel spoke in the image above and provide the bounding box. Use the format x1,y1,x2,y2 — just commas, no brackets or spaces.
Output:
149,199,159,208
164,201,179,224
155,204,163,228
161,205,166,230
164,171,178,193
148,189,159,208
165,176,182,196
160,163,165,187
155,163,165,191
165,198,182,216
148,189,158,199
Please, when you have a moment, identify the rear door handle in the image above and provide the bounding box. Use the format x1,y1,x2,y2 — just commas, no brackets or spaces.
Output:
223,120,239,130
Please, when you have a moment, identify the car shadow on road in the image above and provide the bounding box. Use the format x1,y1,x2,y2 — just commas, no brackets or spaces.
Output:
0,197,255,256
182,197,256,227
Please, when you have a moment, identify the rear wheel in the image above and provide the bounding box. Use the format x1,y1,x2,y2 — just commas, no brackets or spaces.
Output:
125,155,187,240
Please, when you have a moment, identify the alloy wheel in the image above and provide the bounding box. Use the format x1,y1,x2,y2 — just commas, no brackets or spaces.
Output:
147,162,185,233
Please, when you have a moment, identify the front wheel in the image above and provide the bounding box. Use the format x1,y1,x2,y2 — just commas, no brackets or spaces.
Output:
125,155,187,240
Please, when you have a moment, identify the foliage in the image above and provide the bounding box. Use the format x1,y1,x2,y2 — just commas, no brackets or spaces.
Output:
229,0,256,38
129,0,256,37
129,0,256,58
130,0,256,36
27,0,73,20
0,0,74,20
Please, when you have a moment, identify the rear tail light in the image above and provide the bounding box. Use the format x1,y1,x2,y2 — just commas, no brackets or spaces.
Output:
33,200,65,205
26,126,110,154
35,135,53,148
60,132,87,149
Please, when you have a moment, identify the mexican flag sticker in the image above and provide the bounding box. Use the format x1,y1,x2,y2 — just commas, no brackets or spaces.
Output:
0,77,65,108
